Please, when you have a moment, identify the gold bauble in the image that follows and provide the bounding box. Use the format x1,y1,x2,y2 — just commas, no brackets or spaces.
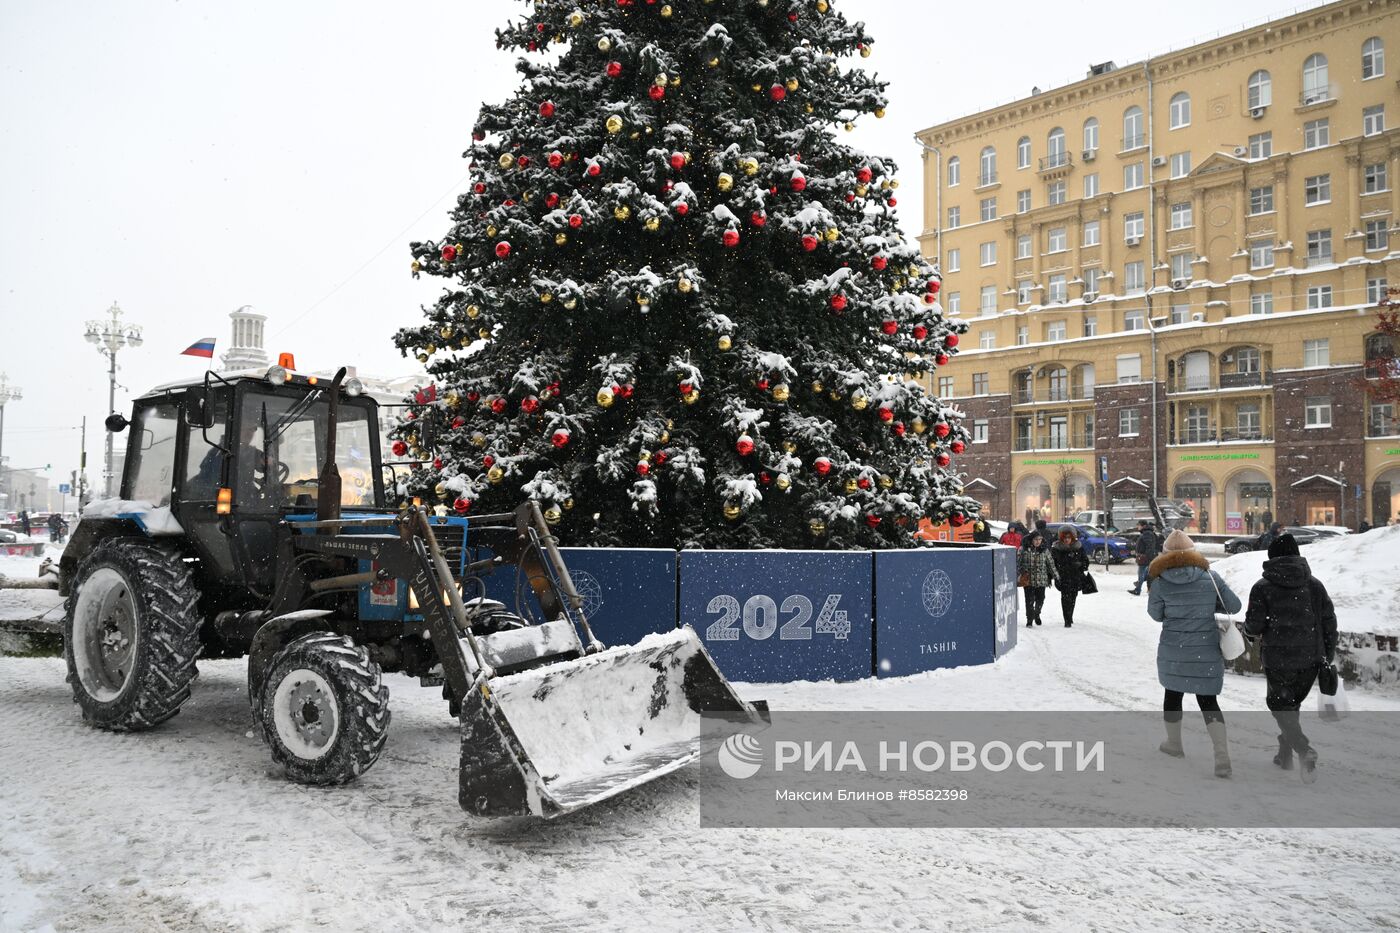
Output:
775,473,792,491
782,440,798,454
471,432,487,447
540,292,553,304
597,387,616,408
723,503,743,521
660,4,673,17
440,325,454,339
563,497,575,511
645,216,661,232
563,298,578,310
912,417,926,435
606,114,624,133
478,328,490,340
828,390,841,401
860,45,873,59
805,103,814,114
851,393,870,411
544,505,563,525
614,204,632,221
498,153,514,169
874,107,886,119
659,430,670,444
856,184,868,197
434,482,447,498
598,37,612,52
556,233,568,245
670,76,681,87
459,337,470,349
879,474,894,490
426,343,437,355
486,225,498,237
825,227,840,242
843,478,859,494
684,389,700,405
467,304,480,318
654,73,668,87
741,157,760,176
487,466,504,485
890,179,901,189
772,383,791,402
845,122,856,132
445,391,461,409
816,0,829,11
809,518,828,536
411,260,422,273
717,173,734,191
708,57,720,68
811,380,824,393
677,277,693,293
752,83,763,93
568,11,584,27
635,293,650,306
785,78,799,92
717,334,732,351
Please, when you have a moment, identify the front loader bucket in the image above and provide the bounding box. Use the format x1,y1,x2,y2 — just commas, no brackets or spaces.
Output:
0,582,65,656
458,626,765,818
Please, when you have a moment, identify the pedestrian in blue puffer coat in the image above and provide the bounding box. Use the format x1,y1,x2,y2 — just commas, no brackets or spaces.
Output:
1147,529,1242,777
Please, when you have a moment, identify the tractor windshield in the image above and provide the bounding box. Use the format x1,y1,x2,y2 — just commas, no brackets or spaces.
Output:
236,390,381,510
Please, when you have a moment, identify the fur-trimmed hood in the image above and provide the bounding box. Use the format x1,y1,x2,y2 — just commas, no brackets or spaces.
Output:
1147,549,1209,579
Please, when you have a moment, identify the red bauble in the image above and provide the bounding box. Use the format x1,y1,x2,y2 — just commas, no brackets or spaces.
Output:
618,383,634,398
951,514,966,527
830,294,848,311
654,450,668,466
856,167,873,184
888,197,897,207
391,440,408,457
490,397,508,414
451,416,466,429
466,391,480,403
539,101,556,117
894,422,907,436
722,229,741,248
871,255,887,271
813,457,832,476
545,192,560,208
881,320,898,335
502,199,515,207
858,477,873,490
924,293,937,305
913,325,929,340
790,175,807,192
769,84,787,101
935,353,951,366
648,85,666,101
736,435,755,456
587,163,602,177
935,452,952,467
935,423,951,438
801,234,819,252
473,183,486,194
788,11,798,21
670,152,686,170
845,192,856,203
678,381,693,395
433,457,443,470
951,440,966,454
878,407,894,423
521,396,540,414
636,460,650,476
675,201,689,215
517,156,530,168
546,381,561,397
945,333,960,348
928,280,942,295
483,455,495,468
548,151,563,169
606,61,623,78
865,514,882,528
454,498,472,515
568,213,583,228
551,429,571,448
751,211,767,227
661,181,674,193
440,245,457,262
495,241,512,258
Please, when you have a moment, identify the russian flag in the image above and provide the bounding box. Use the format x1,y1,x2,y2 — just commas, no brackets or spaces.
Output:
182,337,216,358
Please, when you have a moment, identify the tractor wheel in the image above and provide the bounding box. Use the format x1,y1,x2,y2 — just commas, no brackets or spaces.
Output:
260,632,390,785
64,538,202,731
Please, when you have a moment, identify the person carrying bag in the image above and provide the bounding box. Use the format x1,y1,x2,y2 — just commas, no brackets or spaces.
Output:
1016,531,1057,627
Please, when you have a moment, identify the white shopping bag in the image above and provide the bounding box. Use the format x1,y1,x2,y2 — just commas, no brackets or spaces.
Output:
1317,680,1351,723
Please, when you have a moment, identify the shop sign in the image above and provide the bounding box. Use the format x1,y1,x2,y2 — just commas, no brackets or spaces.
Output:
1179,452,1261,462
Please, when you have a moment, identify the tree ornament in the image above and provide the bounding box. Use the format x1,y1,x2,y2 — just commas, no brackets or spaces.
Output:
683,389,700,405
843,478,859,494
471,432,487,447
874,107,886,119
495,241,512,258
945,333,960,348
636,460,650,476
588,162,602,177
928,279,942,295
597,386,616,407
556,233,569,245
717,173,734,191
775,473,792,491
865,513,882,528
824,227,840,242
740,157,760,176
790,174,807,192
782,440,798,454
653,450,668,466
521,395,540,413
551,429,571,448
813,457,832,476
605,114,624,133
717,334,733,351
489,396,508,414
498,153,515,169
830,294,847,311
881,320,898,335
817,0,829,11
913,325,929,340
487,466,505,485
785,78,799,92
674,201,689,215
769,84,787,101
544,505,563,525
660,4,673,16
800,234,819,252
539,293,553,304
809,518,828,536
670,152,687,170
811,380,824,393
648,84,666,100
851,393,869,411
935,352,951,366
751,210,767,227
545,192,560,208
772,383,790,402
606,61,623,78
878,407,894,423
933,422,951,439
677,276,692,292
723,502,743,521
454,498,472,515
539,100,556,118
893,422,907,436
392,440,408,457
860,44,872,58
614,205,632,221
936,452,952,467
951,440,966,454
548,151,564,169
736,435,755,456
486,225,498,238
441,244,458,262
722,229,740,248
871,254,886,270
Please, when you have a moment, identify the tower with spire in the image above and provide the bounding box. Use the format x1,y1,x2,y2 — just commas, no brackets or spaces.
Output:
220,305,269,372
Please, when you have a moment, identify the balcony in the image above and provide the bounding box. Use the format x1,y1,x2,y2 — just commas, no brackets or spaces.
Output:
1172,427,1274,446
1369,417,1399,438
1298,84,1337,107
1168,371,1274,394
1014,434,1095,452
1038,152,1073,178
1013,387,1096,405
1303,253,1334,268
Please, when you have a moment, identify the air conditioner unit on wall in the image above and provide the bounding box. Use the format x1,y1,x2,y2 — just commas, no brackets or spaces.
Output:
1126,236,1142,247
1233,146,1248,157
1250,107,1267,119
1151,156,1167,168
1172,279,1188,290
1191,312,1205,323
1083,149,1097,162
1084,291,1099,303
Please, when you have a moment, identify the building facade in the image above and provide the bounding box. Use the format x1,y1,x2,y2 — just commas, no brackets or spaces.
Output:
220,305,270,373
917,0,1400,533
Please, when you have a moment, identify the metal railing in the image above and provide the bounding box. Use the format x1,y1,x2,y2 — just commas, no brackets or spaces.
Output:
1368,418,1399,438
1039,152,1072,172
1169,371,1274,394
1013,434,1095,452
1220,370,1274,389
1173,428,1274,445
1014,388,1096,404
1299,84,1337,106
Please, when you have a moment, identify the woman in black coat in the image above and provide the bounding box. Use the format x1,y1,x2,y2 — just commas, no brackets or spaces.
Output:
1049,527,1090,627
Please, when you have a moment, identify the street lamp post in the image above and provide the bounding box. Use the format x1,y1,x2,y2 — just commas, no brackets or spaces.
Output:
83,301,143,498
0,372,21,509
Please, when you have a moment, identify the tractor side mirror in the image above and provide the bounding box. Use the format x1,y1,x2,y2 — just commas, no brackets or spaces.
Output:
185,388,213,428
104,413,129,433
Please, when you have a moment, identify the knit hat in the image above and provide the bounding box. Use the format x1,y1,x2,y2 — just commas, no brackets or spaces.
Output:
1163,528,1194,551
1268,533,1301,558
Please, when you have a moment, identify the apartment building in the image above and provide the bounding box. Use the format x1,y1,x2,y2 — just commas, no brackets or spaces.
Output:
917,0,1400,533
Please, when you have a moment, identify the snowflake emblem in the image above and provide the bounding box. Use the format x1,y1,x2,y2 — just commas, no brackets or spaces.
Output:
571,570,605,618
921,569,954,618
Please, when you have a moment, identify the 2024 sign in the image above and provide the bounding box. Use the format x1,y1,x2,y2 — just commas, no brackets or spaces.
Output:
705,594,851,642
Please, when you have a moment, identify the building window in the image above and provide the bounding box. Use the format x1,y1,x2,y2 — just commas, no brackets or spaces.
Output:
1083,118,1099,153
1169,202,1193,230
938,376,954,397
1249,242,1275,270
1170,302,1190,325
1306,230,1332,266
1302,53,1330,102
1303,118,1329,150
1123,106,1144,149
1304,338,1330,368
1369,277,1390,305
1124,162,1144,190
1169,92,1191,129
1365,220,1390,253
1305,396,1332,428
1083,173,1099,199
1124,212,1145,242
1047,127,1067,164
1047,181,1067,205
1363,105,1386,137
1169,152,1191,179
1016,234,1032,259
1017,279,1033,305
1363,37,1386,80
1047,227,1067,252
1116,353,1142,383
1048,276,1067,304
1017,189,1031,213
1250,292,1274,315
1124,308,1146,331
1248,70,1272,109
1124,262,1145,295
1249,132,1272,159
1248,185,1274,214
980,329,996,349
1170,253,1192,283
1307,286,1334,309
1304,174,1331,205
1370,403,1397,437
1119,408,1141,436
948,157,961,187
972,372,989,395
1017,136,1032,170
947,206,961,229
1083,267,1101,295
979,146,997,186
973,419,989,443
1235,347,1261,374
979,286,997,315
1236,403,1262,439
1084,314,1098,336
947,248,961,272
979,197,997,222
1017,325,1029,346
1364,162,1389,194
946,292,961,314
979,241,997,266
1083,221,1100,246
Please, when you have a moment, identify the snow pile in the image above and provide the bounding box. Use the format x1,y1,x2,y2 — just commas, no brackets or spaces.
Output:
78,498,184,536
1212,525,1400,636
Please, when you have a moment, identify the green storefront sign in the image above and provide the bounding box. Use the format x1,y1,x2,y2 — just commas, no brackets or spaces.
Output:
1387,448,1400,456
1179,453,1262,462
1021,458,1086,466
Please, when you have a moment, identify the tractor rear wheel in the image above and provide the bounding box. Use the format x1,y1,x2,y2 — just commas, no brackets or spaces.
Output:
260,632,390,785
63,538,202,731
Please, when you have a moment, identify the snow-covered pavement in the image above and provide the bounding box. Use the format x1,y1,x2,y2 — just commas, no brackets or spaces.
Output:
3,556,1399,932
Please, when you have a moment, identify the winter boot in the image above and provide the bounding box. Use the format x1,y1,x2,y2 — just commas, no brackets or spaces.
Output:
1159,718,1185,758
1299,746,1318,785
1272,735,1294,770
1206,720,1231,778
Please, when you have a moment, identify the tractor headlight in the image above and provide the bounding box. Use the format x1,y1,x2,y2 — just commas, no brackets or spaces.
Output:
344,377,365,397
266,365,290,385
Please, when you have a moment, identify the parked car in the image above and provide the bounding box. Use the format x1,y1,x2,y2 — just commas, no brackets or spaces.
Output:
1222,526,1325,554
1046,522,1133,563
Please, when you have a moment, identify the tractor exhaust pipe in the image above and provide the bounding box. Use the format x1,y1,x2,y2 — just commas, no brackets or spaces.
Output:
316,367,348,528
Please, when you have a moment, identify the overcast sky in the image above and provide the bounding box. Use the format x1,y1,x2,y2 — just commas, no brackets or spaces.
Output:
0,0,1310,486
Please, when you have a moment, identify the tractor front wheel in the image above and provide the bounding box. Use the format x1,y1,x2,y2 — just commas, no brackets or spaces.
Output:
260,632,390,785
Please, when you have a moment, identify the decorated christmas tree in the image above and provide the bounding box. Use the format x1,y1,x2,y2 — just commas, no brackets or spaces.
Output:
394,0,978,549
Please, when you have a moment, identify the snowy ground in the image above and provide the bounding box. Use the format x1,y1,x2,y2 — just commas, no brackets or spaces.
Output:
3,549,1399,932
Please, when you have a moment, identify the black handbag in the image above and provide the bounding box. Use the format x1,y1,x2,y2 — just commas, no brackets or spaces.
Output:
1313,588,1339,696
1080,572,1098,595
